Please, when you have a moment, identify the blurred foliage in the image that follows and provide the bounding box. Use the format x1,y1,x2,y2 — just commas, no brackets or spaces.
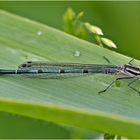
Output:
0,111,99,139
0,2,140,59
63,8,87,39
100,37,117,48
104,133,121,140
63,8,117,49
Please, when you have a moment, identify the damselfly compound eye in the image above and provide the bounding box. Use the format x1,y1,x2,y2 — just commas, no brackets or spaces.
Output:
27,61,32,63
21,64,27,67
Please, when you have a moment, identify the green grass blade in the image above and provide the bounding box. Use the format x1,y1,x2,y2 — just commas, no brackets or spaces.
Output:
0,111,98,139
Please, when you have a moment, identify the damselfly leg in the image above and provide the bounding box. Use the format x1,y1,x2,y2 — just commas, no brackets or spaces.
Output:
128,77,140,95
98,76,135,94
99,76,140,95
102,56,113,65
128,58,135,65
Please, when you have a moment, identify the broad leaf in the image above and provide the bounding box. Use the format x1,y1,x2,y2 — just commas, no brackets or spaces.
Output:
0,10,140,138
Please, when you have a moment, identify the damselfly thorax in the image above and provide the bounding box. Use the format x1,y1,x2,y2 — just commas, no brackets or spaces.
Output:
123,64,140,76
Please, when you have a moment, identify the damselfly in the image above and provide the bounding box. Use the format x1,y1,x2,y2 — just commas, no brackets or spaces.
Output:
0,60,140,94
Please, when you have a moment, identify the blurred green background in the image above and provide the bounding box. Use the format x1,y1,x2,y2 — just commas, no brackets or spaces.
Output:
0,1,140,60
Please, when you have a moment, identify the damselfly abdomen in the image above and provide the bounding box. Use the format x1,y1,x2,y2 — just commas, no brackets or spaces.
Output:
0,60,140,94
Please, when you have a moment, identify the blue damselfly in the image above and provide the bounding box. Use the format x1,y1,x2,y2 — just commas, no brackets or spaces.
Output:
0,60,140,94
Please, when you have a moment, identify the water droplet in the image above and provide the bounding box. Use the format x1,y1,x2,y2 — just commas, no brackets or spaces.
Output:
37,31,43,36
74,50,80,57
